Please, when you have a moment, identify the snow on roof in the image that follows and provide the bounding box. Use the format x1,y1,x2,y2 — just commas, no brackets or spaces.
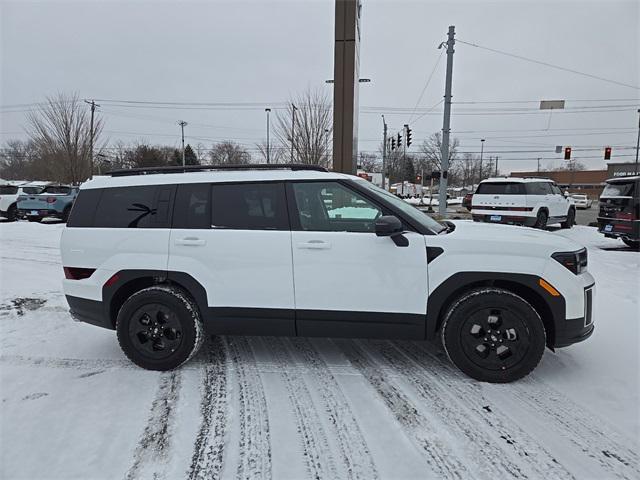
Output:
481,176,554,183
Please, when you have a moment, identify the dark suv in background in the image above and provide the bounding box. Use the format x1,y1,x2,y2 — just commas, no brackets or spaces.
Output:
598,176,639,249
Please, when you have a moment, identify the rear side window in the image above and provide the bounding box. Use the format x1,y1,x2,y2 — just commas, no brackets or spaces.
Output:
93,186,173,228
67,189,102,227
526,182,551,195
476,182,525,195
0,185,18,194
173,184,210,229
211,182,288,230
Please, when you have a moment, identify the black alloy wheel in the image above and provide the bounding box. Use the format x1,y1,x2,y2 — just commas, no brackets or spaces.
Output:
128,304,183,360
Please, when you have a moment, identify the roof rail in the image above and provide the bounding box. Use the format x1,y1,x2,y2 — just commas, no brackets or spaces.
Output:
107,163,329,177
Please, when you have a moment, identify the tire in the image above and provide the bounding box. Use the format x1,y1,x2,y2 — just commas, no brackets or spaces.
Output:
561,208,575,229
441,288,546,383
116,285,204,371
62,205,71,223
622,238,640,250
6,204,17,222
533,209,548,229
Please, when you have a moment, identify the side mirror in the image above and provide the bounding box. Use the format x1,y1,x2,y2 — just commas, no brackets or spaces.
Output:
375,215,403,237
375,215,409,247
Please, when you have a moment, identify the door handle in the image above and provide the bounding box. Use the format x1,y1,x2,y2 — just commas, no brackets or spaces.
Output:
297,240,331,250
175,237,206,246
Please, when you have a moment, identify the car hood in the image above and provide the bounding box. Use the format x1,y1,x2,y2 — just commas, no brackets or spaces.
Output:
444,220,584,254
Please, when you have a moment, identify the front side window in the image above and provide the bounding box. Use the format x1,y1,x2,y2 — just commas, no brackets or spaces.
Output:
291,181,382,232
211,182,288,230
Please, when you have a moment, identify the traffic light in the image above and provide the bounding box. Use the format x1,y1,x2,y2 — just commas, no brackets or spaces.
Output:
397,133,402,147
406,126,412,147
391,137,396,150
564,147,572,160
604,146,612,160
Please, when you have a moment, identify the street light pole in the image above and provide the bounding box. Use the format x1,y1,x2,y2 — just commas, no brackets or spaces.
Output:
479,138,485,182
178,120,188,166
265,108,271,164
290,104,297,164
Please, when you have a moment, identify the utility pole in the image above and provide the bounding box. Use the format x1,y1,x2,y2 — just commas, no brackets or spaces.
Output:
403,124,408,181
537,157,541,173
265,108,271,164
635,108,640,176
438,25,455,216
178,120,188,166
479,138,485,182
382,115,388,190
495,156,499,176
290,104,297,164
84,100,99,180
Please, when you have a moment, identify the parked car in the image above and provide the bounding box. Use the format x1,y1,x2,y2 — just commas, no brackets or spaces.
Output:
17,184,79,222
597,176,639,249
0,181,49,221
571,194,593,209
61,164,594,383
471,177,575,229
462,193,473,211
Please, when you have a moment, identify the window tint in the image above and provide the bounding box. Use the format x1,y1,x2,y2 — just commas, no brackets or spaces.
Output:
67,189,102,227
291,181,382,232
94,186,168,228
173,184,210,229
43,185,71,194
0,185,18,195
211,182,288,230
526,182,550,195
22,186,44,195
476,182,526,195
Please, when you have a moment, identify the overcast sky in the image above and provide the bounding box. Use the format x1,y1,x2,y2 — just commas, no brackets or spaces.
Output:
1,0,638,173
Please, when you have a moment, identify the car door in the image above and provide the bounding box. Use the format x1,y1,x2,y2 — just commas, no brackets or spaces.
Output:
550,183,569,217
168,182,295,336
288,180,428,339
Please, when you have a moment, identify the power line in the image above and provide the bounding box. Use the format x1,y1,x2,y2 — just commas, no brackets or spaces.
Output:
408,49,444,123
456,38,640,90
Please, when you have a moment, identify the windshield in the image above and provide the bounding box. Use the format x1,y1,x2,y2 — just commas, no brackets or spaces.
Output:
602,181,635,197
356,179,446,233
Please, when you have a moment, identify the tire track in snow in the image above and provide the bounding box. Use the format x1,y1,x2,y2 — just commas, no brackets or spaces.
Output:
187,337,228,480
225,337,272,480
366,340,573,479
410,341,640,480
286,338,379,480
125,370,182,480
335,339,471,480
265,337,339,480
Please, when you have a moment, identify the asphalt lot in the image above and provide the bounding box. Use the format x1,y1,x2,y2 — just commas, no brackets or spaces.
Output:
575,202,598,226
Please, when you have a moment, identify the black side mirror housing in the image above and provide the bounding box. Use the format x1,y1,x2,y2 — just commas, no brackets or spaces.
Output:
375,215,409,246
375,215,403,237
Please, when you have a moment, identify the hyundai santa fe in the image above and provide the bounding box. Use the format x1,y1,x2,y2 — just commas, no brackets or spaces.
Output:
60,164,595,383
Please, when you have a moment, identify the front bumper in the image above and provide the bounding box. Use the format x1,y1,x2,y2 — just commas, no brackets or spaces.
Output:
553,284,594,348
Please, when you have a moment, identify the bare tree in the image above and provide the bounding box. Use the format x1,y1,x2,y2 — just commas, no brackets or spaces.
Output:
255,140,285,164
274,88,332,167
418,132,460,175
208,141,251,165
358,152,381,172
0,139,41,180
27,92,102,183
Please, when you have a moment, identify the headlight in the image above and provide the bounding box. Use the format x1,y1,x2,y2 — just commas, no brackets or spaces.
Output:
552,248,587,275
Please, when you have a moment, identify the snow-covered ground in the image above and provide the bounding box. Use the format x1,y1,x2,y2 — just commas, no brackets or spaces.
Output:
0,222,638,480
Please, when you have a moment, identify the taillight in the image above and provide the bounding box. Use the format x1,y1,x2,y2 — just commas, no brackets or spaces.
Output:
46,197,56,203
63,267,95,280
615,211,634,221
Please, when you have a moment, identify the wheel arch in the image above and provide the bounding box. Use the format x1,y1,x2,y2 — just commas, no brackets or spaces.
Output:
104,270,209,328
426,272,563,348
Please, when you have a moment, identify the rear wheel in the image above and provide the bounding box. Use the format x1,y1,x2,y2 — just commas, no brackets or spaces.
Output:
622,238,640,250
561,208,575,229
116,285,204,371
441,288,546,383
6,204,17,222
533,210,548,229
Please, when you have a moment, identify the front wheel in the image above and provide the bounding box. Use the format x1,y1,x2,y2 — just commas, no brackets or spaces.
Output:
116,285,204,371
561,208,575,229
441,288,546,383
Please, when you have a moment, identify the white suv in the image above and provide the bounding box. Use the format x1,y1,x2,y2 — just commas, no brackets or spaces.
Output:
0,181,49,221
60,165,595,383
472,177,576,229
